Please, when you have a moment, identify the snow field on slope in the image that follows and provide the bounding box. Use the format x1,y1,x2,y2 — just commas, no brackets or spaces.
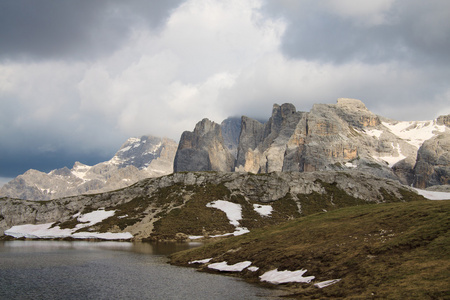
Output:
190,201,275,239
206,200,242,226
253,204,273,216
382,121,446,149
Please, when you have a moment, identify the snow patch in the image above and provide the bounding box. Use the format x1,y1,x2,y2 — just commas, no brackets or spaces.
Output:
344,162,357,168
4,209,132,240
208,261,252,272
76,209,115,228
260,269,315,284
382,121,446,149
414,189,450,200
71,163,92,180
373,143,406,167
206,200,242,226
253,204,273,217
189,258,212,264
118,146,132,153
206,200,249,236
314,279,342,288
248,266,259,272
364,128,383,138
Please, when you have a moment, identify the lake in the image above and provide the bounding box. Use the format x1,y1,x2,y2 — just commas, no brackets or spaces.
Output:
0,240,278,299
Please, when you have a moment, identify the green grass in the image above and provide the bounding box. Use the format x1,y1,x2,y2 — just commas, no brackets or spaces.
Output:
170,200,450,299
151,183,234,239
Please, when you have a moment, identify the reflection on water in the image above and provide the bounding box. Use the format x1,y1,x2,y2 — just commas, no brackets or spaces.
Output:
0,241,278,299
0,240,201,255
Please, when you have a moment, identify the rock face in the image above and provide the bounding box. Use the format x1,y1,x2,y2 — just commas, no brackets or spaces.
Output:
174,99,449,188
0,136,178,200
0,171,424,238
174,119,235,172
220,117,242,158
413,132,450,188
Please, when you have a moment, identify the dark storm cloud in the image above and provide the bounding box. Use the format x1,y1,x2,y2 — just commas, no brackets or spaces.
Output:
0,0,184,61
262,0,450,66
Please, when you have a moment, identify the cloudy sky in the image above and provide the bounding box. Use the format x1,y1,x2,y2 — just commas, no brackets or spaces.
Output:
1,0,449,185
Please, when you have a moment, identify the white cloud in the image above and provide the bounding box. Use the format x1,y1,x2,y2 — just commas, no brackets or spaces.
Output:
76,0,285,137
0,0,449,178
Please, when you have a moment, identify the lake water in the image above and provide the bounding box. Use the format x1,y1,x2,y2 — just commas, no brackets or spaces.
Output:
0,240,278,299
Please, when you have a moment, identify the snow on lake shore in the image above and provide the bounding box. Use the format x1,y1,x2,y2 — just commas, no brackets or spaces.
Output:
208,261,252,272
5,209,132,240
260,269,315,284
187,256,341,289
314,279,342,288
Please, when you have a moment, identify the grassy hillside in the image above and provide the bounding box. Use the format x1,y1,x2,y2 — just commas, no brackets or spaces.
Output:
170,200,450,299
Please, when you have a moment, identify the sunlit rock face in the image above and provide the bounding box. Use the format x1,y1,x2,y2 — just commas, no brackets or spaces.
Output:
0,136,178,200
175,99,449,188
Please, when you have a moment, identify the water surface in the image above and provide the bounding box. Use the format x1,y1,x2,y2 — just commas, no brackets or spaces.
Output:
0,240,277,299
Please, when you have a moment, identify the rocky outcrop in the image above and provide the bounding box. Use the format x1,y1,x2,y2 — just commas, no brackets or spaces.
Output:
437,114,450,126
174,99,449,188
236,103,304,173
413,132,450,188
0,171,424,238
174,119,235,172
0,135,178,200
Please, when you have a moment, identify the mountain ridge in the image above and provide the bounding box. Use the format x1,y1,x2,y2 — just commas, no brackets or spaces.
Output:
175,98,449,188
0,135,177,200
2,98,448,201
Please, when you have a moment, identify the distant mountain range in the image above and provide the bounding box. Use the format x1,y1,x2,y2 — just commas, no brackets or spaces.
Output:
1,98,449,201
0,136,177,200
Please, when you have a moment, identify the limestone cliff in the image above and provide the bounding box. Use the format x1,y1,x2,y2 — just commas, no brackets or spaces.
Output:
174,99,449,188
174,118,235,172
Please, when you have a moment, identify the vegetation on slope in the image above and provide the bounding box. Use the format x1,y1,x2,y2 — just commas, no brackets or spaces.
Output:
170,200,450,299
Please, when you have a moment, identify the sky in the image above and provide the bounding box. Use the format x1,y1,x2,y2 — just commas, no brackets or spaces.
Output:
1,0,449,185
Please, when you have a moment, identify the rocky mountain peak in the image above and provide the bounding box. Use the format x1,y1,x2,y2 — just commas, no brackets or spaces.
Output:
194,118,220,136
336,98,368,110
437,114,450,127
174,99,449,189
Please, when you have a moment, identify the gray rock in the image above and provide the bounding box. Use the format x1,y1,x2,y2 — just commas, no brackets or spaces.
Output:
220,117,241,158
174,118,234,172
175,99,449,188
413,132,450,188
0,171,422,238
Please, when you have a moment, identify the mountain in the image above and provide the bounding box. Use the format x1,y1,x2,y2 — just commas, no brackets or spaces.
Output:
174,98,449,188
0,136,177,200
